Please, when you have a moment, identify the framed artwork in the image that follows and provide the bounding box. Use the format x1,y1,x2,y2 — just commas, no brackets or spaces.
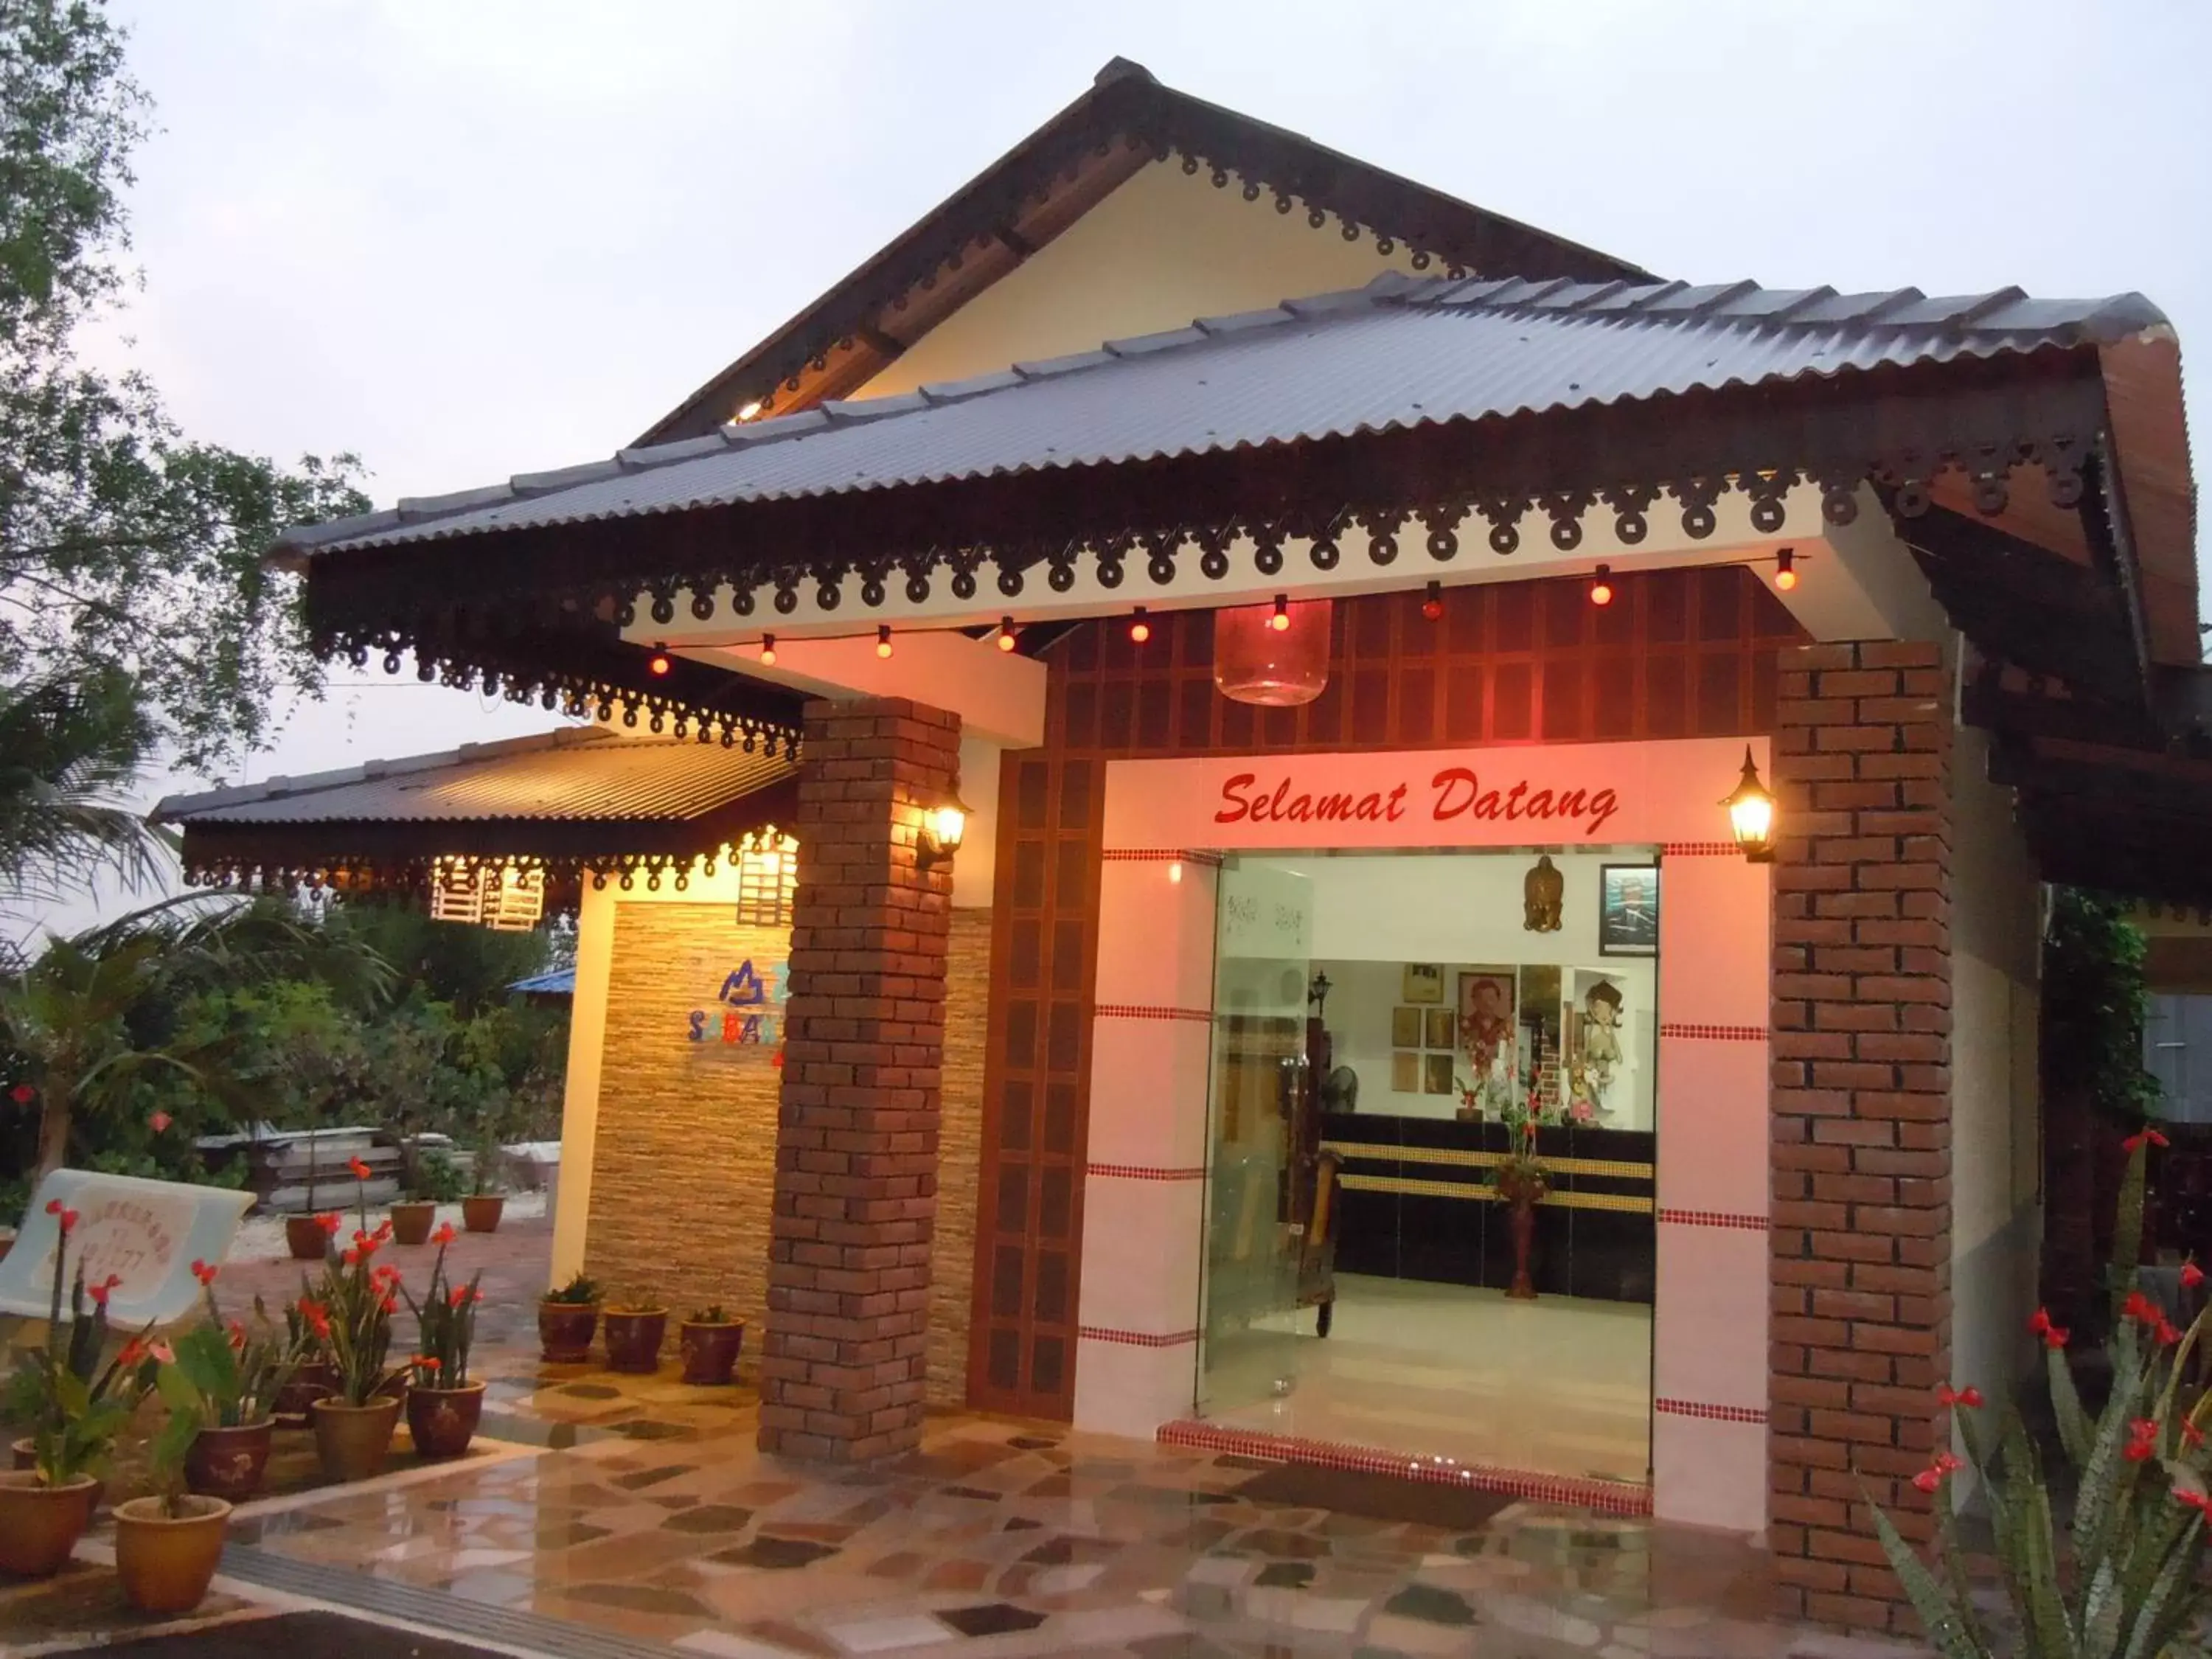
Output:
1391,1051,1421,1093
1456,968,1517,1077
1423,1008,1455,1049
1402,963,1444,1005
1599,864,1660,958
1391,1006,1422,1048
1423,1053,1455,1095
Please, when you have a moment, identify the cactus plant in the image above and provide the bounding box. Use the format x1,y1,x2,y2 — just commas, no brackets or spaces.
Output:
1874,1130,2212,1656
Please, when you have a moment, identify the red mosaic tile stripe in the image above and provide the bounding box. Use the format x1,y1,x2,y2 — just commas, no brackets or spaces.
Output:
1658,841,1742,857
1095,1004,1214,1024
1655,1398,1767,1425
1155,1420,1653,1517
1079,1326,1200,1348
1086,1163,1206,1182
1101,849,1225,866
1657,1022,1767,1042
1656,1208,1770,1233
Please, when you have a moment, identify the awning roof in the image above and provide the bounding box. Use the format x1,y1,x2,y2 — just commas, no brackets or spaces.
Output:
282,273,2174,559
153,726,797,891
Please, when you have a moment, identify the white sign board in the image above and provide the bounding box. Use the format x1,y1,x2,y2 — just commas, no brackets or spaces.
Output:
0,1169,253,1326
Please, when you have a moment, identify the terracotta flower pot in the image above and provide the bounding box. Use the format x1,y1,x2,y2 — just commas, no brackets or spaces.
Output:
310,1396,403,1483
462,1194,505,1234
114,1495,232,1613
0,1471,97,1577
11,1438,104,1513
388,1200,437,1246
285,1214,332,1262
185,1419,275,1501
679,1319,745,1385
275,1360,337,1425
603,1308,668,1374
406,1381,486,1459
538,1299,599,1363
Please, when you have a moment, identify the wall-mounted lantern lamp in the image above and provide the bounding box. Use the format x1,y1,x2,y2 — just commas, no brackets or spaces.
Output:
1722,745,1777,863
917,791,973,869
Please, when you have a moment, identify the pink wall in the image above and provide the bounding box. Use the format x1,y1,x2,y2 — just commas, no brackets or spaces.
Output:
1083,737,1773,1534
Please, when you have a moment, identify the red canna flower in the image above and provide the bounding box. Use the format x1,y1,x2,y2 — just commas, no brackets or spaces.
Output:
2177,1487,2212,1515
227,1319,247,1348
448,1284,473,1308
2124,1291,2160,1324
318,1212,342,1236
1911,1450,1965,1493
431,1222,458,1247
57,1206,77,1236
341,1248,359,1268
2029,1308,2070,1349
2124,1127,2171,1152
347,1155,372,1180
417,1356,439,1371
44,1197,59,1214
2185,1421,2206,1451
1938,1385,1984,1410
10,1083,35,1105
116,1337,147,1368
2187,1261,2207,1292
2158,1318,2185,1348
373,1220,393,1242
190,1259,218,1286
88,1273,122,1308
148,1110,173,1134
379,1293,398,1315
2126,1419,2161,1462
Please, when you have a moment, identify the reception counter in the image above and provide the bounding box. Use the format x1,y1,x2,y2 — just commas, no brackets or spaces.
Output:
1321,1111,1656,1304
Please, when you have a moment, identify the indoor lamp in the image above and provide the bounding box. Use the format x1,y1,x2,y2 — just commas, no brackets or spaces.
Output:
1722,746,1777,862
1214,597,1332,706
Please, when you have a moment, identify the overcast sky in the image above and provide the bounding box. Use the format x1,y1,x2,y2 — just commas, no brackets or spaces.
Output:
32,0,2209,937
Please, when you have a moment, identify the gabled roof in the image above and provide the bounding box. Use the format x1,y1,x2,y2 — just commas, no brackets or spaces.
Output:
281,272,2172,557
634,58,1649,445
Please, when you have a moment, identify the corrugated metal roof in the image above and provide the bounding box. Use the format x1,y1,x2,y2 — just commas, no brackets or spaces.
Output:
153,727,793,827
285,273,2171,558
507,967,575,996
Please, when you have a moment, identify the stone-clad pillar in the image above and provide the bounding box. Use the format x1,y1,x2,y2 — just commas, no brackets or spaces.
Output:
1768,641,1955,1635
758,697,961,1463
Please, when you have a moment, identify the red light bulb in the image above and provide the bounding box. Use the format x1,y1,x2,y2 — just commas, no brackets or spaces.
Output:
1774,549,1798,592
1130,608,1151,644
1268,594,1291,633
996,616,1018,652
877,625,894,659
759,633,776,667
1589,565,1614,608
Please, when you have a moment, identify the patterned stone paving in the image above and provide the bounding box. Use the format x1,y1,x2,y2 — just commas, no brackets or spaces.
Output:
4,1217,1924,1655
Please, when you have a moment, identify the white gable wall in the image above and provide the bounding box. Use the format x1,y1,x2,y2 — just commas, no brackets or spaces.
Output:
854,159,1424,399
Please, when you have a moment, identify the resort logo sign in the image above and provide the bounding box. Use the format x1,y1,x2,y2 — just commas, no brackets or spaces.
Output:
1214,767,1620,837
686,957,788,1062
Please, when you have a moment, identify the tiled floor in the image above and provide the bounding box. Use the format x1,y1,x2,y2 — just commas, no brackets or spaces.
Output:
1,1215,1917,1658
1203,1274,1653,1486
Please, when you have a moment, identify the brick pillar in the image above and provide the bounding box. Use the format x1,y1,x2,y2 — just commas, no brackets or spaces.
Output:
1768,641,1954,1636
758,697,961,1463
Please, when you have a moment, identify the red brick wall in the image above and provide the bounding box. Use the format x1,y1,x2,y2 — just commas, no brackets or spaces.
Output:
1769,640,1955,1634
759,698,961,1462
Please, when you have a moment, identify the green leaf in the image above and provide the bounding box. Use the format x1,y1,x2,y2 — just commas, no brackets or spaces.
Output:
2049,1340,2095,1470
1866,1493,1989,1659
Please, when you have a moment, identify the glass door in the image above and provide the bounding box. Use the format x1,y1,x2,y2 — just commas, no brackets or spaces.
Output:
1197,858,1313,1417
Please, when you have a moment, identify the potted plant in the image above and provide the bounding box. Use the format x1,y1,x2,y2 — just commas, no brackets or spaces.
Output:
116,1355,235,1613
603,1298,669,1375
306,1158,409,1481
168,1264,297,1501
1486,1088,1552,1301
0,1202,151,1576
538,1271,601,1363
679,1304,745,1386
389,1147,461,1247
400,1223,486,1458
1873,1131,2212,1653
284,1128,344,1261
274,1219,341,1423
462,1124,506,1234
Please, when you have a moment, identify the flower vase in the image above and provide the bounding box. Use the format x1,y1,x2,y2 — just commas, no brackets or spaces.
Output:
1506,1194,1539,1301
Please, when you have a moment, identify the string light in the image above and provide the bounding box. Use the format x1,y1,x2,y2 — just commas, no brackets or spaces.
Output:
759,633,777,667
1168,860,1183,884
1589,564,1614,607
1422,580,1444,622
996,616,1018,653
1130,607,1151,644
1774,548,1798,592
1269,594,1291,633
735,400,763,422
647,645,672,677
877,625,894,659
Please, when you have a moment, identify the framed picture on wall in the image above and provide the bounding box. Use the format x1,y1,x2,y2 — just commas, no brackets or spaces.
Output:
1402,963,1444,1004
1457,968,1517,1077
1391,1051,1421,1093
1423,1052,1455,1095
1391,1006,1422,1048
1424,1008,1455,1049
1599,864,1660,957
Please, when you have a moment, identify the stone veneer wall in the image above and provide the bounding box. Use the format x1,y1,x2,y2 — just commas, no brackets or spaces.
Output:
579,899,987,1404
1768,639,1955,1636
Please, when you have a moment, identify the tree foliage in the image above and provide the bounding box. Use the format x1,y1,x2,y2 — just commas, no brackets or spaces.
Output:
2045,887,2162,1124
1,0,369,784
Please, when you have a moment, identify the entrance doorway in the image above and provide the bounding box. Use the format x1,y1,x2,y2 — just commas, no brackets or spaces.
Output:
1197,849,1659,1487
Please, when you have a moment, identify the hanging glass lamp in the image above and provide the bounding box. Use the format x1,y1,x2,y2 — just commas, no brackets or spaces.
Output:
1213,597,1332,706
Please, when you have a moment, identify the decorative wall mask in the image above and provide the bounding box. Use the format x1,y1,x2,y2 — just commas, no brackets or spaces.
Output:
1523,855,1565,933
